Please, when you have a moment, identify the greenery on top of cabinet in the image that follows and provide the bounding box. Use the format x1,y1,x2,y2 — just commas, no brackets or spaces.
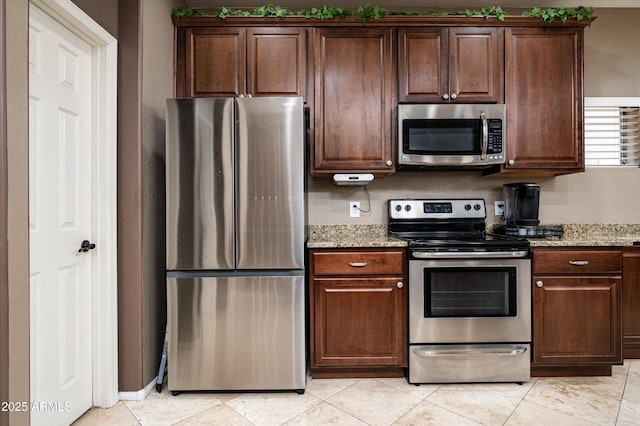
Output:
171,5,593,24
522,6,593,23
171,6,205,17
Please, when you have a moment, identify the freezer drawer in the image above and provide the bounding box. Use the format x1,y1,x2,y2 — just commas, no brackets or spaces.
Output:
409,344,530,384
167,275,306,392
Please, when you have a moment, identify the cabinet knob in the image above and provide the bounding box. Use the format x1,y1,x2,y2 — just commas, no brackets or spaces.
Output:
386,160,393,167
396,281,404,289
508,159,515,166
450,93,457,100
442,93,450,100
536,280,544,288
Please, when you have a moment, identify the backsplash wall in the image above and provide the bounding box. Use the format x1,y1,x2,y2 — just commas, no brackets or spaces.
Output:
307,168,640,225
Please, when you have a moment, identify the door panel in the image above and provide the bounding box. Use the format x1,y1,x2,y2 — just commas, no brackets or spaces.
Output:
29,5,93,425
235,97,305,270
312,277,406,367
166,98,235,270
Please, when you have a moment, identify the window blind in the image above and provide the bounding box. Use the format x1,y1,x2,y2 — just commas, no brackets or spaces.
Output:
584,98,640,167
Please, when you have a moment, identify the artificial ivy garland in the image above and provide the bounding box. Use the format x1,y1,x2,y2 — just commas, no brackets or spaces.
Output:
172,4,593,23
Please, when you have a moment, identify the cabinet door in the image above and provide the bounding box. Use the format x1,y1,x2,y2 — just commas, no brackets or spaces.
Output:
313,28,395,174
623,247,640,358
503,28,583,173
247,28,307,98
449,27,503,103
312,277,406,367
533,275,622,365
398,28,447,103
398,28,502,103
176,28,246,97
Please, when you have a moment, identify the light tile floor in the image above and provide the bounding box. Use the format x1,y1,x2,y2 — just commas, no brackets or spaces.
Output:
75,360,640,425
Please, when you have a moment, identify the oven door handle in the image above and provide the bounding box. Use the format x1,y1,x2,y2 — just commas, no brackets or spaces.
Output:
412,250,529,259
413,346,528,357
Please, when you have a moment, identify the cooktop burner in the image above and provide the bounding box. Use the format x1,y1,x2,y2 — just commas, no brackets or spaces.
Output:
388,198,530,254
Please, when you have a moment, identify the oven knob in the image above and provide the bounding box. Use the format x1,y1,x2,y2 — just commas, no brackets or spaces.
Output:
464,204,472,211
396,281,404,289
404,205,412,212
474,203,482,211
395,204,402,212
536,280,544,288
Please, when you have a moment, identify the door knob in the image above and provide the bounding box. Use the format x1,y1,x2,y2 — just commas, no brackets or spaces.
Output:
78,240,96,253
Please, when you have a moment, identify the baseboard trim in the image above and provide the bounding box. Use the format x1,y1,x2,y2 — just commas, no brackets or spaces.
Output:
118,378,156,401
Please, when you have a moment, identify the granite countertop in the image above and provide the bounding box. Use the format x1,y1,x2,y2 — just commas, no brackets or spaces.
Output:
307,224,640,248
307,225,407,248
527,224,640,247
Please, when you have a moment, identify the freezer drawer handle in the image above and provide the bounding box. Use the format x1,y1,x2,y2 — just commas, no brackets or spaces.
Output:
569,260,589,266
413,346,528,357
348,262,368,267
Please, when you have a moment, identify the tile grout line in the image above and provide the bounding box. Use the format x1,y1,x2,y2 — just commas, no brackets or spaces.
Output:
612,360,631,425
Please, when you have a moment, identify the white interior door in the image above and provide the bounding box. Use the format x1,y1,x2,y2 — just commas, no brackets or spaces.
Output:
29,5,93,425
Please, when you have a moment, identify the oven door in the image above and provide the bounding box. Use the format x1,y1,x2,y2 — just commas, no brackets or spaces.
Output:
409,258,531,344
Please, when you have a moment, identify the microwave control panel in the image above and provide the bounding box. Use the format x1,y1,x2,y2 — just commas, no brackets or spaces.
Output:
487,119,503,154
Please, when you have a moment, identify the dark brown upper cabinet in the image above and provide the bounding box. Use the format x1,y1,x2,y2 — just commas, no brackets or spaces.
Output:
398,27,504,103
175,27,307,99
498,27,584,175
312,27,395,175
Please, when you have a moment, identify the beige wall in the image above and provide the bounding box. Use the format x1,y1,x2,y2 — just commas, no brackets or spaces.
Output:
5,0,29,424
308,9,640,226
140,0,181,385
308,168,640,225
585,8,640,97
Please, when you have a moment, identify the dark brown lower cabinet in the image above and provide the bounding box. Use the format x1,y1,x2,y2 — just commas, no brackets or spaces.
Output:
532,248,622,376
309,248,407,378
623,246,640,358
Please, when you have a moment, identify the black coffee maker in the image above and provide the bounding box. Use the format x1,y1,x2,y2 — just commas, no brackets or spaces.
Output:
503,183,540,226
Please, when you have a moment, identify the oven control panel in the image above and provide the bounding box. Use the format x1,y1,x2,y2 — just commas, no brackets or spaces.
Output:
389,199,486,220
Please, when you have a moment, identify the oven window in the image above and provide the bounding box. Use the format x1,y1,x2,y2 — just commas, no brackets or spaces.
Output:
424,267,517,317
403,119,481,155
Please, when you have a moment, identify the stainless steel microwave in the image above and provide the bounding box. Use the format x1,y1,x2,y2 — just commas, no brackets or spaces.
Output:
398,104,506,168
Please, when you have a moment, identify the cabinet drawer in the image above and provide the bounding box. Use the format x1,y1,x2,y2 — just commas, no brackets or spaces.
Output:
533,249,622,274
311,250,405,275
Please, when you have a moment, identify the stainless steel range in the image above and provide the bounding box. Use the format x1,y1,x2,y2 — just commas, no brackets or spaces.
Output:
388,199,531,384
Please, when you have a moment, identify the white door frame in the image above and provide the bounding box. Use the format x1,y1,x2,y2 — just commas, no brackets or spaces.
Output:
29,0,118,408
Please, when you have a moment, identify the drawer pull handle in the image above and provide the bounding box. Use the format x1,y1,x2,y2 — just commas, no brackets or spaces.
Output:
348,262,368,267
569,260,589,266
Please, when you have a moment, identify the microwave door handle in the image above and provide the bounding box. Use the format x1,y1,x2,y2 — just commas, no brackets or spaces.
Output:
480,111,488,160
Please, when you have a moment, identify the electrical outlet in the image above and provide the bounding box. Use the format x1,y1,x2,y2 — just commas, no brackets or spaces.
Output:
495,201,505,216
350,201,360,218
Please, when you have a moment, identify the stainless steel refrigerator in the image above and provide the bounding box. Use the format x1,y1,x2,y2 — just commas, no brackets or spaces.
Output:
165,97,306,393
